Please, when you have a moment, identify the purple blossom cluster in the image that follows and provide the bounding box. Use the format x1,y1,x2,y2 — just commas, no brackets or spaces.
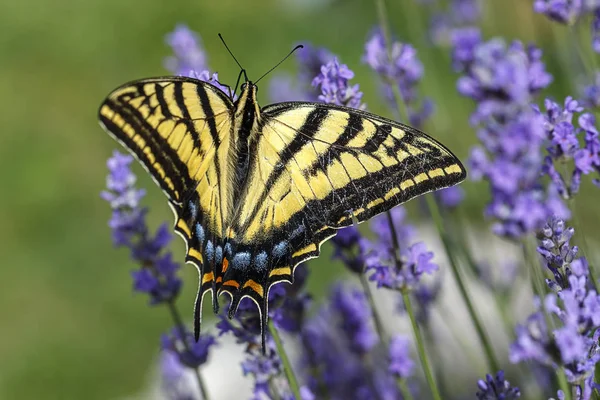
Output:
363,28,433,128
312,58,365,109
510,217,600,394
421,0,481,47
535,97,600,196
165,24,232,96
362,209,439,292
300,284,411,399
533,1,600,52
476,370,521,399
101,151,182,304
452,28,569,238
268,44,333,103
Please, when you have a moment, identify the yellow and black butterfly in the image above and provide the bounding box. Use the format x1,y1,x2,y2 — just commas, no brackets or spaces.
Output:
98,73,466,348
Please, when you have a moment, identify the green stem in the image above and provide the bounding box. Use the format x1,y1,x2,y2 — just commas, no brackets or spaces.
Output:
359,273,388,342
556,367,573,400
166,300,210,400
398,378,414,400
568,196,598,291
402,289,442,400
385,211,441,399
570,23,598,76
268,320,302,400
425,196,500,373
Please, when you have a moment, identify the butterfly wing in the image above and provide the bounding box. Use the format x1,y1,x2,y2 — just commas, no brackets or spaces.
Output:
222,102,466,309
98,77,235,332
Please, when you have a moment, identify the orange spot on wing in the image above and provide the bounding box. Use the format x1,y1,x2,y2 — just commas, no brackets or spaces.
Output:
223,280,240,289
222,257,229,273
216,276,222,283
243,280,264,297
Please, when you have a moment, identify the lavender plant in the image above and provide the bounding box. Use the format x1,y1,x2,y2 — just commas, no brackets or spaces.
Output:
511,217,600,397
538,98,600,194
451,28,569,238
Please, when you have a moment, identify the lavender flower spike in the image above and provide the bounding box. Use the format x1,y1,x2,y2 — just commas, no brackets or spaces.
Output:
363,28,433,128
101,150,182,304
476,370,521,399
312,58,365,109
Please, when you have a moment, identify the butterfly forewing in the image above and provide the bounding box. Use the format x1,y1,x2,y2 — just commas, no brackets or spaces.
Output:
231,102,466,264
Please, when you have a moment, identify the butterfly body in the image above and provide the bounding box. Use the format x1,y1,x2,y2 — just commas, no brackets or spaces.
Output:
98,76,466,347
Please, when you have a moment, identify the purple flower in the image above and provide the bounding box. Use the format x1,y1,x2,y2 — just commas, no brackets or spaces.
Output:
510,309,553,365
163,25,235,99
161,327,217,369
512,216,600,389
300,285,399,400
437,186,465,208
536,216,580,291
330,285,378,354
533,1,600,53
476,370,521,399
269,44,333,103
364,231,439,290
418,0,480,47
453,30,568,238
164,24,208,77
388,335,414,378
363,28,432,127
312,58,365,109
534,97,600,197
533,0,583,24
101,151,182,304
160,350,200,400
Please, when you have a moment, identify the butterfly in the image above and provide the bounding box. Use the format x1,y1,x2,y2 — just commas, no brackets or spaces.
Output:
98,75,466,349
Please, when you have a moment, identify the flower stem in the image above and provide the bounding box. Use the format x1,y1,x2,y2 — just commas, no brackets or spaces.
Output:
402,289,442,400
268,320,302,400
166,300,210,400
359,273,388,342
398,378,414,400
557,369,573,400
568,196,598,292
425,195,500,373
385,212,441,399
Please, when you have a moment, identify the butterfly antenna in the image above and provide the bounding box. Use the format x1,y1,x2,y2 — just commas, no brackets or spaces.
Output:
255,44,304,84
218,33,248,84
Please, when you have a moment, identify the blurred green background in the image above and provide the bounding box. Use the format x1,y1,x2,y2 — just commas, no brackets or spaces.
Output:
1,0,598,398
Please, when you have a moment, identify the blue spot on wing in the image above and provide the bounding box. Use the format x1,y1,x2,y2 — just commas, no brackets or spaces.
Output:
215,245,223,265
232,252,251,270
254,251,268,272
205,240,214,263
188,201,198,218
224,243,233,258
272,240,289,258
195,223,205,245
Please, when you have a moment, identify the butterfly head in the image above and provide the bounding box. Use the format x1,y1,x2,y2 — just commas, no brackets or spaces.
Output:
235,81,261,125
